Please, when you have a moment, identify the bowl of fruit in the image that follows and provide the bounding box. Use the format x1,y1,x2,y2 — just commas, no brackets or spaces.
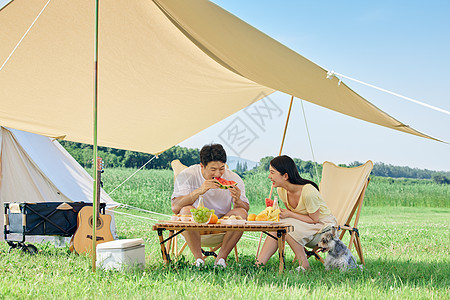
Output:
190,206,214,224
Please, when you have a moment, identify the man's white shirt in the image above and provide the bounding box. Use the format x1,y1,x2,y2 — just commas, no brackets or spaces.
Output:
172,164,249,217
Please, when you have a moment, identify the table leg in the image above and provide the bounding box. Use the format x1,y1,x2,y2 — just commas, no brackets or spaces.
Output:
157,229,170,264
174,232,178,256
277,230,286,274
166,230,174,254
282,231,286,268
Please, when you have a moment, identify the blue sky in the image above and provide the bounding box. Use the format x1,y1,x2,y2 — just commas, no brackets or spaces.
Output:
2,0,449,171
180,0,450,171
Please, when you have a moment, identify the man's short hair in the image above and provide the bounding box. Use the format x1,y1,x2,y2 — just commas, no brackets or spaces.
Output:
200,144,227,166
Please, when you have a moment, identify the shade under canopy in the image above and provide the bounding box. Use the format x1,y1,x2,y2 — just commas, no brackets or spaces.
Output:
0,0,441,154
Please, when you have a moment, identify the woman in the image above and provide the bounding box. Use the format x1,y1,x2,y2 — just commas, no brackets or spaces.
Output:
256,155,336,271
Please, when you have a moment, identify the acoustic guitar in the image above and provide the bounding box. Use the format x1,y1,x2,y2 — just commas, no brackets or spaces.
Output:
73,157,113,255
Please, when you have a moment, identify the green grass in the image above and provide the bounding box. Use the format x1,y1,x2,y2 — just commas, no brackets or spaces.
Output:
1,207,449,299
99,168,450,212
1,168,449,299
364,177,450,207
100,168,174,214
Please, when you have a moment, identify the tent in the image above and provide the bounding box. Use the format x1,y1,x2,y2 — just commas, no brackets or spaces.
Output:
0,126,118,242
0,0,443,157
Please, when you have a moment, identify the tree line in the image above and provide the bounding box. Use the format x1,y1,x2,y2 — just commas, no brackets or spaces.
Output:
59,141,450,184
241,156,450,184
59,141,200,169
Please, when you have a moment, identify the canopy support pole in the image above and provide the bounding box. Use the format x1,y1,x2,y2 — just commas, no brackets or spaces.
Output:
256,95,294,260
268,95,294,199
91,0,100,272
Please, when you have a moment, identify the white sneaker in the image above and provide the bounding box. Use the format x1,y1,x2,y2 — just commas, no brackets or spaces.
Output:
296,266,306,272
195,258,204,267
214,258,227,268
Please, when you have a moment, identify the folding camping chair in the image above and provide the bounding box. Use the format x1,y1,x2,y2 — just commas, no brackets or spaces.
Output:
168,160,239,262
302,160,373,265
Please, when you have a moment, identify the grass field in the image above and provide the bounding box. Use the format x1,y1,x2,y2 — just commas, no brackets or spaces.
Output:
101,168,450,213
1,168,449,299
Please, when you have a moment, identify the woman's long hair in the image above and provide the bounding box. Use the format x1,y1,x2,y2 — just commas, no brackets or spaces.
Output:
270,155,319,191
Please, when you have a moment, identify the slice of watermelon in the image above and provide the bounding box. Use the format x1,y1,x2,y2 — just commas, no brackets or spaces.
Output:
214,177,237,189
265,198,274,207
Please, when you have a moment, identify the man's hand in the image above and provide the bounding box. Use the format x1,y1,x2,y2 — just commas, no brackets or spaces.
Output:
228,185,241,203
199,179,220,195
228,185,249,211
172,179,219,214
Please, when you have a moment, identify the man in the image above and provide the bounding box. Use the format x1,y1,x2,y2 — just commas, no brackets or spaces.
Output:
171,144,249,268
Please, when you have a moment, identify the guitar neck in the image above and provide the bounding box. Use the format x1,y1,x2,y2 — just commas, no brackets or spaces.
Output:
96,157,103,215
96,169,102,214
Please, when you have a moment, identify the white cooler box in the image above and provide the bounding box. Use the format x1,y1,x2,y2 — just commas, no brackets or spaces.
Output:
96,238,145,271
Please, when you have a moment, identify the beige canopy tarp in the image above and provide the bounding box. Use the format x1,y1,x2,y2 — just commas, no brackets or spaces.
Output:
0,0,440,154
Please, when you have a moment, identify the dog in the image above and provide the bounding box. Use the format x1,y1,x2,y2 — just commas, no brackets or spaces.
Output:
317,227,362,271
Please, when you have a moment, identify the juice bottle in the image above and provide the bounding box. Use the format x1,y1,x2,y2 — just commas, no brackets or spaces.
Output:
273,196,280,221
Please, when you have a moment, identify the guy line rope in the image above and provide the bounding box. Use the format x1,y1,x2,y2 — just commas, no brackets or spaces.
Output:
300,99,320,182
109,155,158,194
327,70,450,116
0,0,53,72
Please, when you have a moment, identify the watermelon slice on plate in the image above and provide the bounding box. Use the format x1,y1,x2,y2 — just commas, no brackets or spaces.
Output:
214,177,237,189
265,198,274,207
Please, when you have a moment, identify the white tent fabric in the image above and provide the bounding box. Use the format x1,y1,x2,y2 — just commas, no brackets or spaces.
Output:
0,0,442,155
0,127,117,241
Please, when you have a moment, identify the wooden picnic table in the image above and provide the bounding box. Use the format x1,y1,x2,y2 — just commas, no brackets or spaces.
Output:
152,221,293,274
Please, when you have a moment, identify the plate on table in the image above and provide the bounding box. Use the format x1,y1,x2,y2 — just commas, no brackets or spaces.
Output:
245,221,283,225
159,220,195,224
219,219,246,225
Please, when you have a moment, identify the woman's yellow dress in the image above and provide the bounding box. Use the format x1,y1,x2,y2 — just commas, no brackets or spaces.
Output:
277,184,337,246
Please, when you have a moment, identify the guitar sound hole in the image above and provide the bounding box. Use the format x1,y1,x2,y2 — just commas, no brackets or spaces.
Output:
87,216,104,229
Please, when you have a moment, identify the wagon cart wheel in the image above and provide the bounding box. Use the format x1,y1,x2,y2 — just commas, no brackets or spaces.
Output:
7,241,18,253
21,244,38,255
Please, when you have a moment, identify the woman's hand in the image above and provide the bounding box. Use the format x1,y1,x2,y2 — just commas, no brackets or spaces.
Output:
279,208,293,219
279,208,320,224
